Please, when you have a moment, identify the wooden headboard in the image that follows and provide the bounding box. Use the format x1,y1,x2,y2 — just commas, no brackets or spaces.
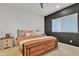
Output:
16,29,33,41
16,29,42,42
16,30,26,42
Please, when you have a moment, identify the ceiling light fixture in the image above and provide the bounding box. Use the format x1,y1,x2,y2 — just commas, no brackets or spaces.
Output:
56,5,59,8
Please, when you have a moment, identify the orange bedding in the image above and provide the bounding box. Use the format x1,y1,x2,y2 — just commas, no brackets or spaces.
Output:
19,36,56,45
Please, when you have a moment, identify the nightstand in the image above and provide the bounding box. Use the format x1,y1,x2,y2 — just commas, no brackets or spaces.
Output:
0,37,14,49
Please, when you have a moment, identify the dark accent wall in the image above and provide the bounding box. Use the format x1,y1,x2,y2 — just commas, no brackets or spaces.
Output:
45,3,79,47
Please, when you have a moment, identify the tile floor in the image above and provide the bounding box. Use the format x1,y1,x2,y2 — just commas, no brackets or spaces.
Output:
0,42,79,56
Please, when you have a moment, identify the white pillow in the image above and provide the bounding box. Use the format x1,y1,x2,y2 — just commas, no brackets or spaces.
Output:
25,32,32,38
31,31,41,36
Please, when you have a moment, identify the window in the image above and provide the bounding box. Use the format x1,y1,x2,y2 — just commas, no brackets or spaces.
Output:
52,13,78,33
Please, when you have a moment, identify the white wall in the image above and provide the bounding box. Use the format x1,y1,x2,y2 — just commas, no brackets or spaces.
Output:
0,5,44,38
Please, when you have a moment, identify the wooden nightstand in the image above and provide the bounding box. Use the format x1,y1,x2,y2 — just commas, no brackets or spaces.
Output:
0,37,14,49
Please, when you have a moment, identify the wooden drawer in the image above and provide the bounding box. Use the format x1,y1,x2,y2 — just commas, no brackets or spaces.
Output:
1,39,13,49
2,39,12,43
4,42,13,47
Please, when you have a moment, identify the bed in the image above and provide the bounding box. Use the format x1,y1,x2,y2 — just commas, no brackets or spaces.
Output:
16,30,58,56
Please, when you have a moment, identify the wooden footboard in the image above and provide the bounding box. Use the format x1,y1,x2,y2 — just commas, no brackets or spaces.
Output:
20,39,58,56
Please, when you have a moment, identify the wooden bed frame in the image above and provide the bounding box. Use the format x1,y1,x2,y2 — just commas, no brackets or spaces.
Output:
19,37,58,56
16,30,58,56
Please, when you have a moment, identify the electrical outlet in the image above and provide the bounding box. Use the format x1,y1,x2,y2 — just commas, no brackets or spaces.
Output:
70,40,72,43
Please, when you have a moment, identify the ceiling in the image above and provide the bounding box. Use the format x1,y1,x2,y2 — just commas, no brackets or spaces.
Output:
1,3,75,16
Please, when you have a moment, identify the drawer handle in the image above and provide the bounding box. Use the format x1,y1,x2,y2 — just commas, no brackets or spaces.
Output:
6,44,8,46
6,40,8,42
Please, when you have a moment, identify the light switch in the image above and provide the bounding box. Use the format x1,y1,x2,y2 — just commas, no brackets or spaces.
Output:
70,40,72,43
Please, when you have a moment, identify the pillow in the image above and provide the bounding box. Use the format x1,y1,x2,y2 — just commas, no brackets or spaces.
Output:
25,31,32,38
31,31,42,36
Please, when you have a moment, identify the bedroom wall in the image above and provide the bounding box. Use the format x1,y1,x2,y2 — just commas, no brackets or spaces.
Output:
0,4,44,38
45,3,79,47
